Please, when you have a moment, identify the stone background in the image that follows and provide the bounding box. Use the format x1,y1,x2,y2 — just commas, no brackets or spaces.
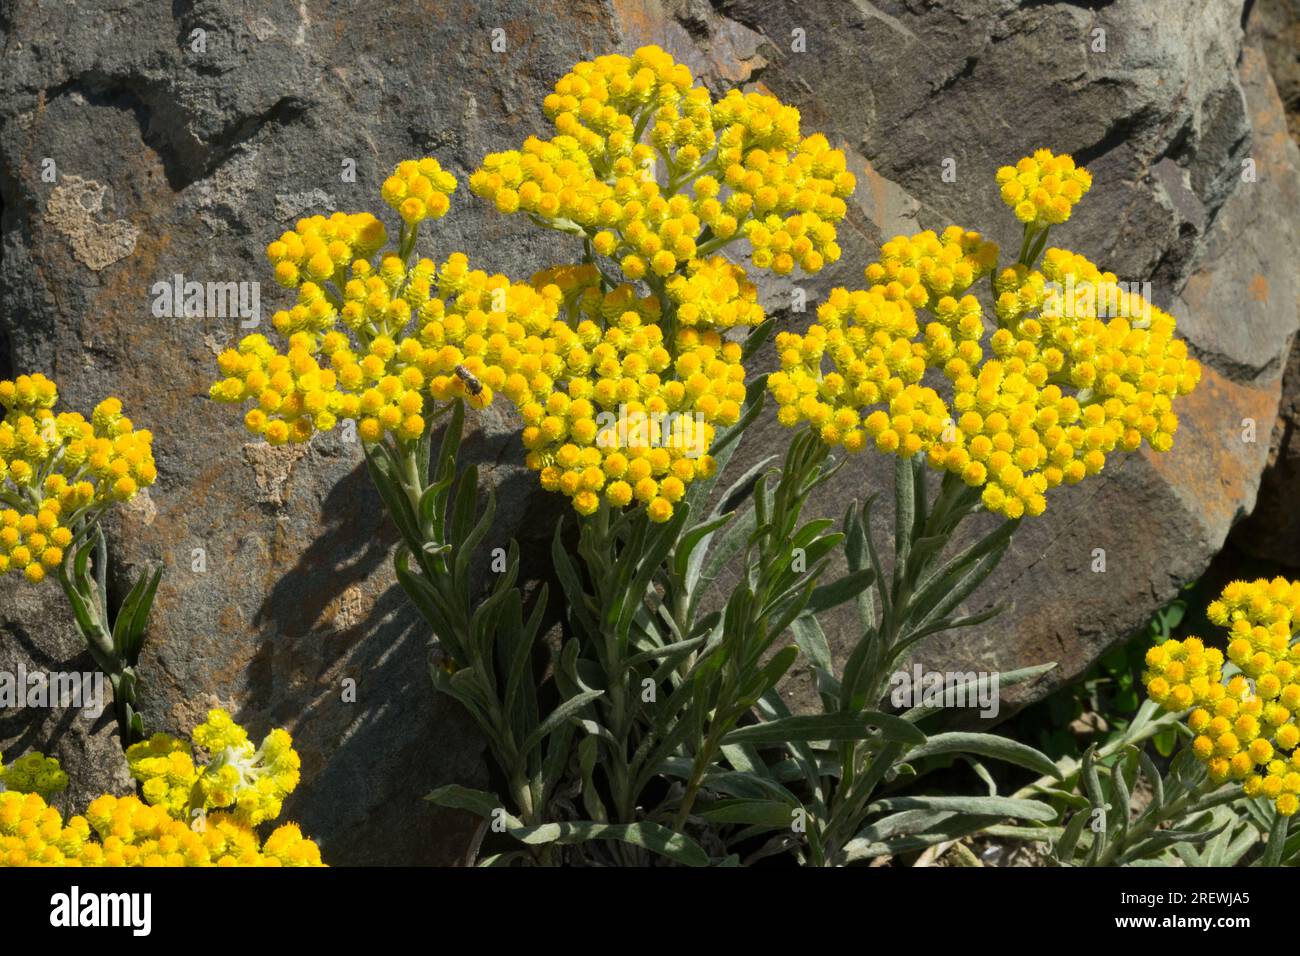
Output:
1,0,1297,864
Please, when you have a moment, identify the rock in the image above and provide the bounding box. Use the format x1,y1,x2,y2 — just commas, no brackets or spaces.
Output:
1230,0,1300,571
0,581,134,808
1252,0,1300,141
1,0,1296,864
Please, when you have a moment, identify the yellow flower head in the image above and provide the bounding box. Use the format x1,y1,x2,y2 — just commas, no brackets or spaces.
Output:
996,149,1092,227
381,157,457,225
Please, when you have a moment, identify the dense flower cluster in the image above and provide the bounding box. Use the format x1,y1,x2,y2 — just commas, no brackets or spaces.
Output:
0,374,157,583
470,45,855,277
665,255,766,329
127,708,302,827
0,716,320,866
267,212,388,290
215,47,854,524
212,248,561,445
996,149,1092,227
769,153,1200,519
1145,579,1300,816
381,157,457,225
216,158,559,446
0,790,321,866
519,265,748,521
0,752,68,797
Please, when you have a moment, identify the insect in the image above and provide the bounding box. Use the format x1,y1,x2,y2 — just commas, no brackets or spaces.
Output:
453,364,483,396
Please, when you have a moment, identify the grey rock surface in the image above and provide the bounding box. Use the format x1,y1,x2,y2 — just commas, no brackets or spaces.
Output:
1231,0,1300,570
0,0,1296,863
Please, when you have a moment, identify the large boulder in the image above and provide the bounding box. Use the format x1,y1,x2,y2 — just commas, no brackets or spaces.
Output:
1230,0,1300,571
1,0,1296,863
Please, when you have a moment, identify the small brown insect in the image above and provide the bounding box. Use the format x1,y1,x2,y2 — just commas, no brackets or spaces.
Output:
429,644,458,676
453,364,483,395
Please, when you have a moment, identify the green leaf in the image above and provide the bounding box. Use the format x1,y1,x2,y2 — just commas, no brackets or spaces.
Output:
111,566,162,665
1121,820,1230,863
57,562,101,644
521,689,604,756
615,503,691,642
805,569,876,617
1081,745,1107,865
741,319,775,362
624,634,707,669
892,454,915,589
910,517,1018,622
721,710,925,747
1133,748,1165,823
425,784,521,827
789,613,833,674
674,512,734,584
868,795,1058,822
1055,810,1090,863
364,444,422,547
843,811,997,862
907,733,1062,781
733,644,799,712
511,821,709,867
698,799,797,828
903,661,1057,722
1261,812,1289,868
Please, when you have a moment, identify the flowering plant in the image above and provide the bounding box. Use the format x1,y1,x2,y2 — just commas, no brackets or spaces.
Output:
208,46,1211,866
0,373,161,744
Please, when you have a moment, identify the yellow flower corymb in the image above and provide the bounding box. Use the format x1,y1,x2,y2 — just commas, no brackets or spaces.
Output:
996,148,1092,227
0,712,321,867
381,157,457,225
212,243,562,446
471,45,854,277
0,374,157,583
1145,578,1300,816
127,708,303,828
769,158,1200,520
519,265,744,522
0,751,68,797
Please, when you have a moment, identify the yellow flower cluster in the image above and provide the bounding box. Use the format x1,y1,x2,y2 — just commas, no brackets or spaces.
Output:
0,752,68,797
996,149,1092,226
0,791,321,866
127,708,302,828
267,212,388,289
217,131,776,524
865,226,1000,311
770,284,925,448
381,157,457,225
519,268,747,522
215,48,857,527
770,154,1201,519
665,255,765,329
470,45,854,278
0,374,157,583
1145,579,1300,816
212,246,562,445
